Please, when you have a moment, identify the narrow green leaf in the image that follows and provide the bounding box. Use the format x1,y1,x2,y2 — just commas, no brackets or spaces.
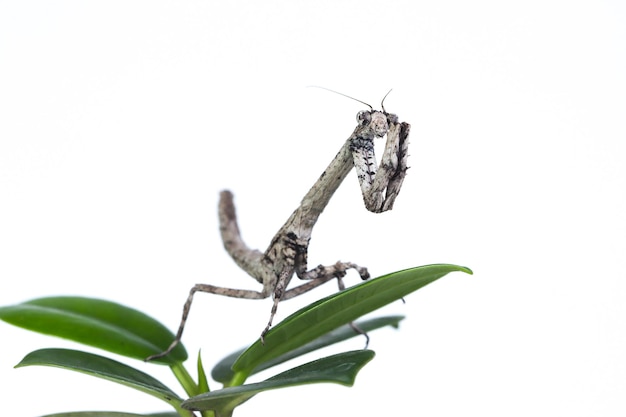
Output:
183,350,374,413
16,349,183,409
211,315,403,383
233,264,471,376
197,351,210,393
0,296,187,364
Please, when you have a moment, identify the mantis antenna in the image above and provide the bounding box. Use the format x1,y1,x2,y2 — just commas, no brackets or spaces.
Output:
308,86,394,114
380,89,393,113
307,85,374,111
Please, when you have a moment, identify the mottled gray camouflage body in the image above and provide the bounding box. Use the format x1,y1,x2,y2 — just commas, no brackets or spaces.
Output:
147,107,410,361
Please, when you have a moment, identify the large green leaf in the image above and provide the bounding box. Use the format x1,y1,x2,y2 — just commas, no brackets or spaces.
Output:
16,349,184,411
211,315,403,384
0,297,187,364
233,264,471,377
183,350,374,413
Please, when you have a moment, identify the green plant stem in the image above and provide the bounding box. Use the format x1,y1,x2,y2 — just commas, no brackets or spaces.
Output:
171,362,200,397
228,371,248,387
201,408,217,417
171,362,215,417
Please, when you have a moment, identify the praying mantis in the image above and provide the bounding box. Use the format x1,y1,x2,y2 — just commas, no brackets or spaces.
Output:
147,91,410,361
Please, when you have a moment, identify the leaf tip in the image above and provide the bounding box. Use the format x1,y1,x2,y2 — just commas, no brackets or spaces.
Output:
460,266,473,275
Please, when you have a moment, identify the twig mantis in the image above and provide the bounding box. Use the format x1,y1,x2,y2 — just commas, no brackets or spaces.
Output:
147,91,410,361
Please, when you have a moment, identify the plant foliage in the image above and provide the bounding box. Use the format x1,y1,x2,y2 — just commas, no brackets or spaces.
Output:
0,264,471,417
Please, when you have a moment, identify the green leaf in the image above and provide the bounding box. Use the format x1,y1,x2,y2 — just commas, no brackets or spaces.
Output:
183,350,374,413
233,264,471,377
16,349,183,410
0,296,187,364
211,315,403,383
197,350,210,393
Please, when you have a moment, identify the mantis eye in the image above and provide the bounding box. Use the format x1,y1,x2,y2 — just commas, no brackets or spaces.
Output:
356,111,370,124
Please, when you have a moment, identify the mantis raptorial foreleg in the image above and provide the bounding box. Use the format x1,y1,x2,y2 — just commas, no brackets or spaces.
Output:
146,94,410,361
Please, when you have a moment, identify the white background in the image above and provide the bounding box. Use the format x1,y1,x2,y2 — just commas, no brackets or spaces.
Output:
1,1,625,416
